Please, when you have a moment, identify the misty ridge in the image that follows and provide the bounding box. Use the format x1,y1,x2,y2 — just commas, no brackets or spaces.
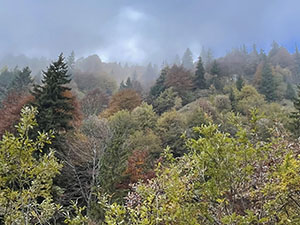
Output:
2,1,300,224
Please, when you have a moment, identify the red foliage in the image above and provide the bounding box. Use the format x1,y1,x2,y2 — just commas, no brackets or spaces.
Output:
101,89,142,118
122,150,155,188
0,92,34,137
165,65,194,93
63,90,83,128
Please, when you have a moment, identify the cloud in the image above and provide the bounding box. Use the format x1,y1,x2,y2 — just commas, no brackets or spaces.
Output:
0,0,300,64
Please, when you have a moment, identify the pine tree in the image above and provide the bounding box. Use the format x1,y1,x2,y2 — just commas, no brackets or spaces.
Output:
285,82,296,100
149,67,168,100
125,77,133,89
8,67,33,93
294,45,300,82
290,85,300,136
258,60,276,102
210,60,220,76
32,54,74,139
182,48,194,70
236,74,245,91
194,56,206,89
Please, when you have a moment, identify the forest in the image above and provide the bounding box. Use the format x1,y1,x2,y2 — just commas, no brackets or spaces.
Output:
0,41,300,224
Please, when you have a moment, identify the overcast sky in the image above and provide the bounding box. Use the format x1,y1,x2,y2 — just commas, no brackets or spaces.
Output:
0,0,300,64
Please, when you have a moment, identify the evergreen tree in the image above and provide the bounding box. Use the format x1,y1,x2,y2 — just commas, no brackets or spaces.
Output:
119,80,126,90
236,74,245,91
210,60,220,76
258,60,276,102
173,54,181,66
194,56,206,89
182,48,194,70
67,51,75,71
290,85,300,136
285,82,296,100
32,54,74,142
8,67,33,93
294,45,300,82
229,87,236,111
125,77,133,89
149,67,168,99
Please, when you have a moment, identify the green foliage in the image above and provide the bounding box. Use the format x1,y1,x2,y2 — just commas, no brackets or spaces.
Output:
149,67,168,100
32,54,74,137
0,106,62,224
290,85,300,136
258,61,277,101
98,110,136,199
236,85,265,115
100,121,300,224
131,102,158,130
214,95,231,112
153,87,179,114
194,56,206,89
157,110,187,157
285,82,296,100
235,74,244,91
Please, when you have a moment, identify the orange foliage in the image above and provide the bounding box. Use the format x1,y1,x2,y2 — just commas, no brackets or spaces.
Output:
123,150,155,187
100,89,142,118
0,92,34,137
63,90,83,128
165,65,194,93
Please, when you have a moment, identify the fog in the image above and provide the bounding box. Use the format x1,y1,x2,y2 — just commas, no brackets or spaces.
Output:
1,0,300,64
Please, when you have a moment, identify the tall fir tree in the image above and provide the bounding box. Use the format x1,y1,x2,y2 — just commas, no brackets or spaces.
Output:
290,85,300,136
294,45,300,82
258,60,276,102
149,67,168,100
32,54,74,141
8,67,33,93
236,74,245,91
194,56,206,89
182,48,194,70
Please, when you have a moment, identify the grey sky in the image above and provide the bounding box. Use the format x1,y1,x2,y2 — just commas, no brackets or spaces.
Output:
0,0,299,64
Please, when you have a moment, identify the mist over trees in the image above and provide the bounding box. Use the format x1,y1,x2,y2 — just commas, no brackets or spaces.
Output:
1,42,300,224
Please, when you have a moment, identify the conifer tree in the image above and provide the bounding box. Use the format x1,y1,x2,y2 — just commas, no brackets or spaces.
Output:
182,48,194,70
32,54,74,140
258,60,276,102
236,74,245,91
291,85,300,136
149,67,168,100
194,56,206,89
8,67,33,93
294,45,300,82
285,82,296,100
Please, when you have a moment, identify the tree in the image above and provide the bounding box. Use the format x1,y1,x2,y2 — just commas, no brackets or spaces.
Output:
153,87,180,115
285,82,296,100
194,56,206,89
98,110,136,200
100,89,142,118
100,123,300,224
148,67,168,100
290,85,300,136
8,67,33,93
258,60,277,102
32,54,74,136
80,88,109,117
293,45,300,82
0,92,34,137
236,74,245,91
0,106,62,224
182,48,194,70
165,65,194,104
